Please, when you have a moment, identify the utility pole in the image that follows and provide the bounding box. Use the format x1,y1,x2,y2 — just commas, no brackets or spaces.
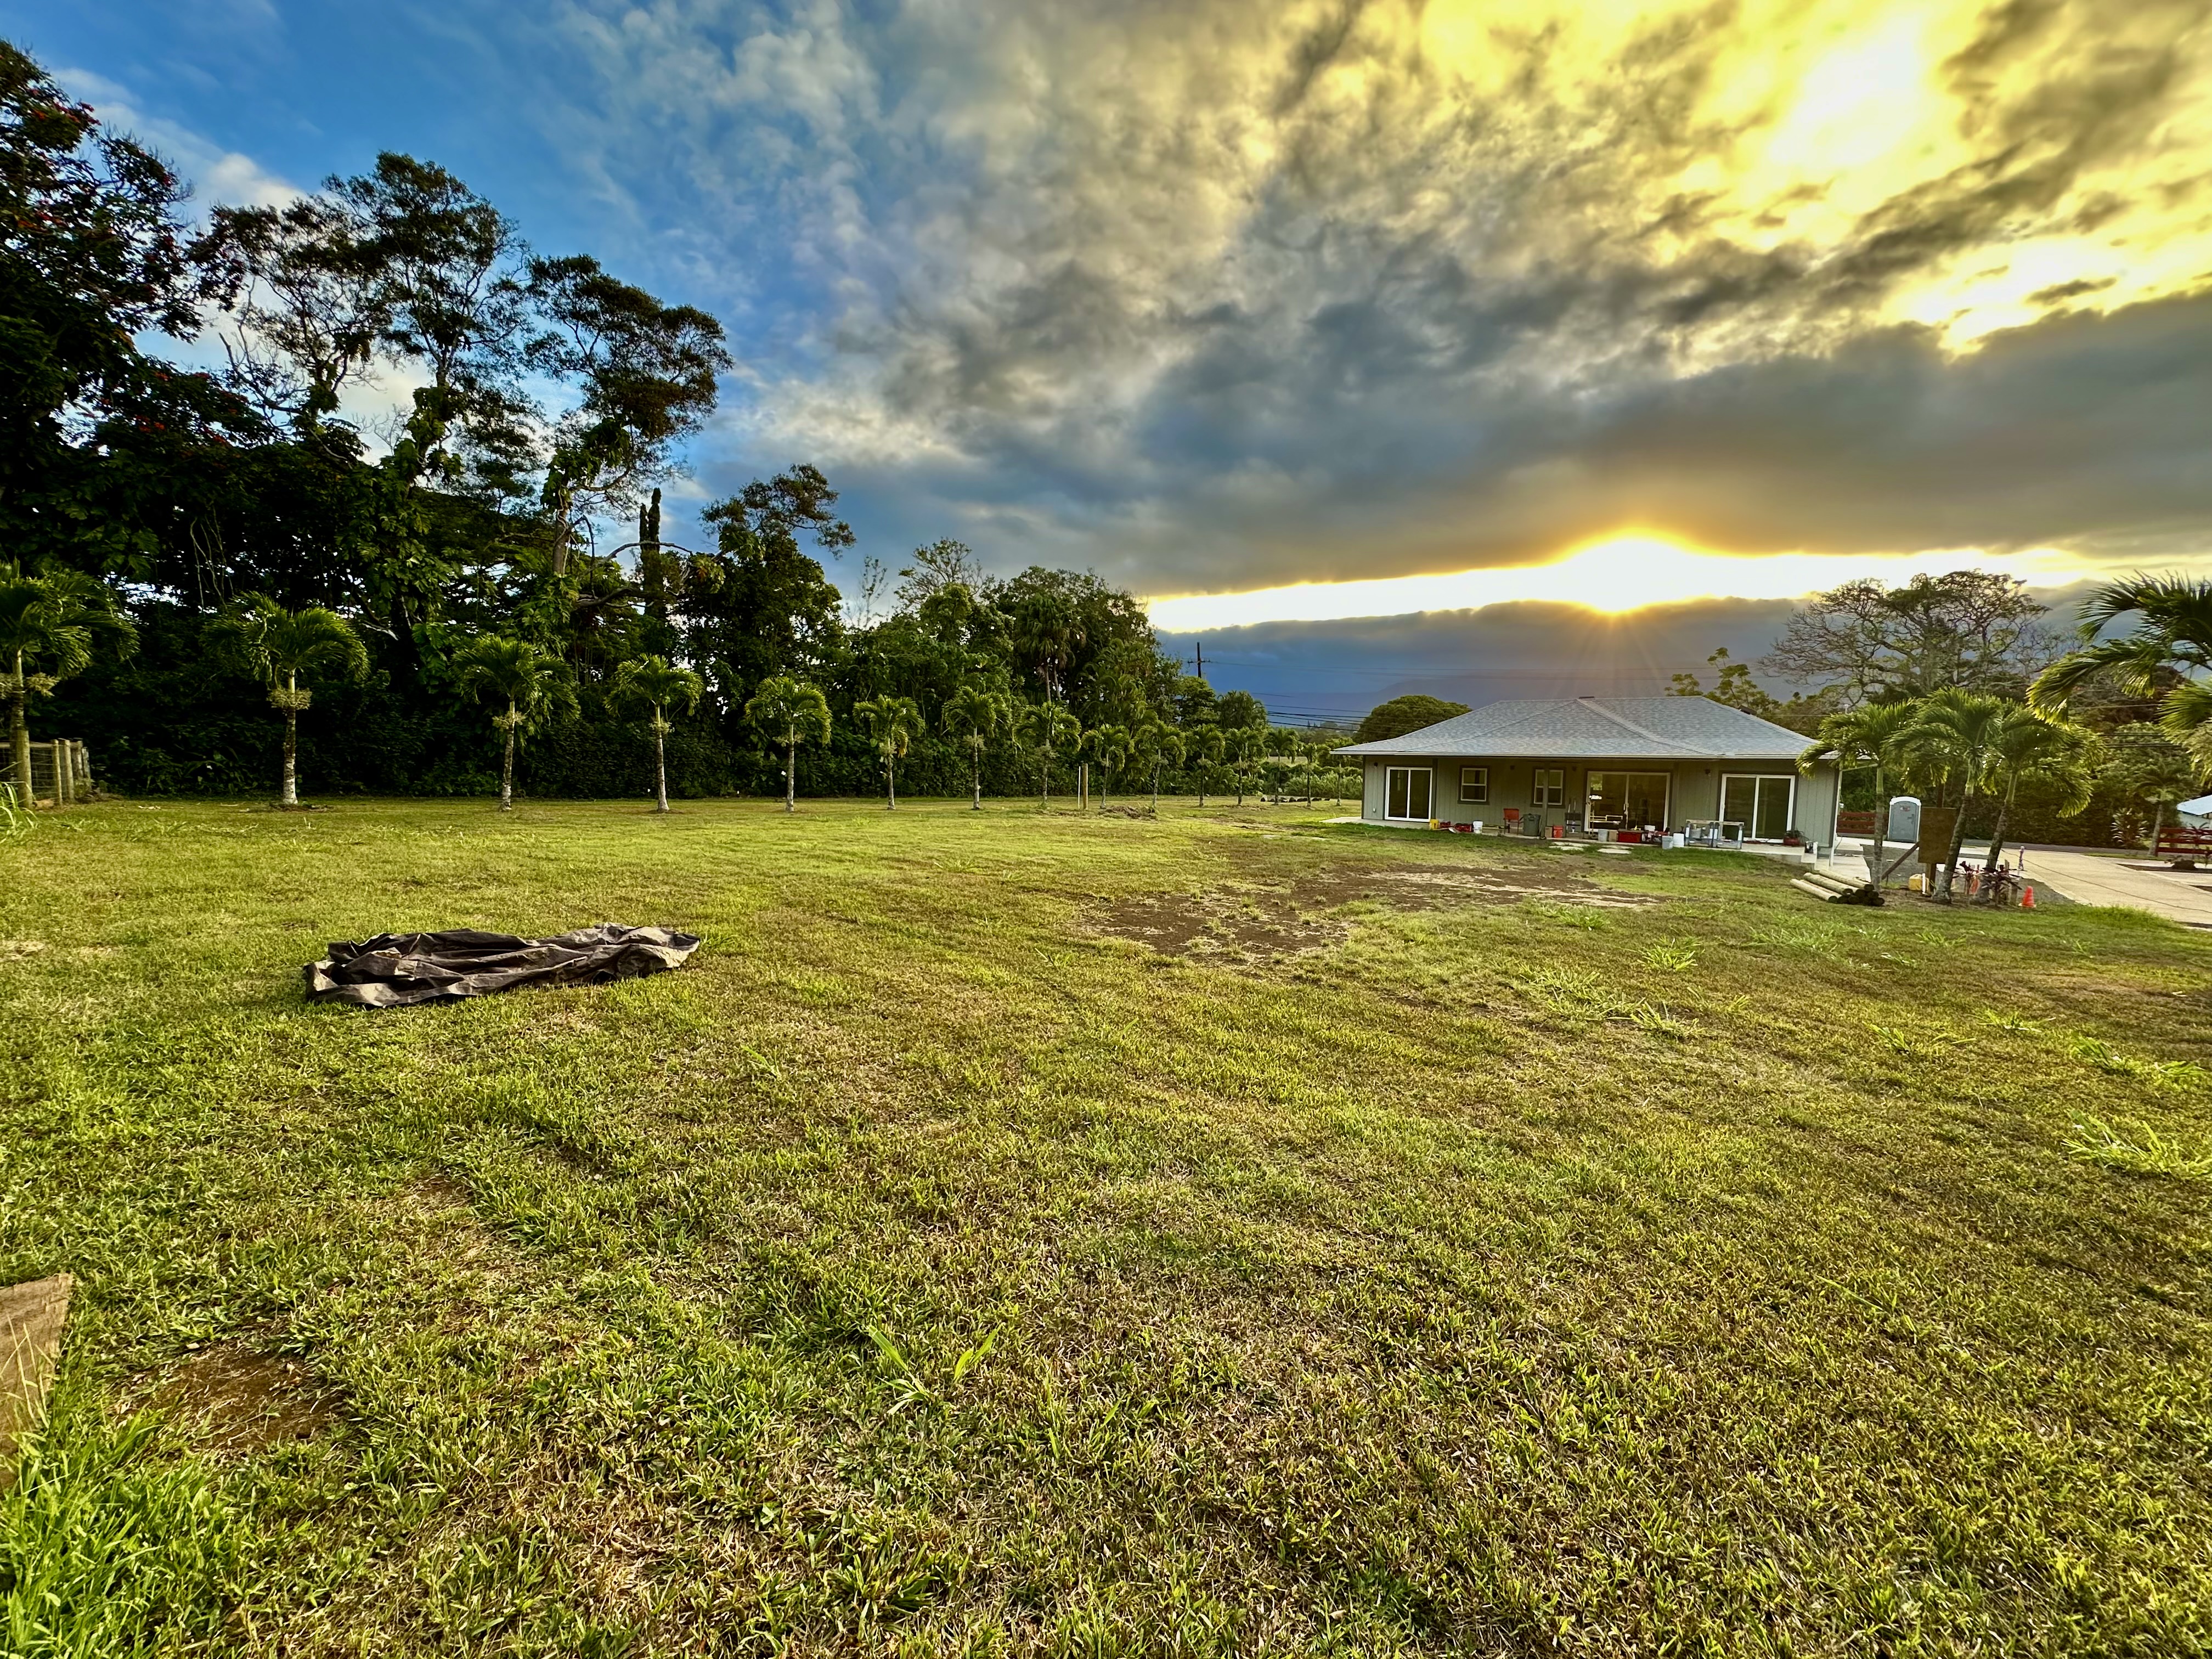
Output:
1195,640,1204,681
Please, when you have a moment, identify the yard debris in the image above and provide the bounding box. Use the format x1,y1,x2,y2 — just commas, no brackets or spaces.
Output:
304,923,701,1009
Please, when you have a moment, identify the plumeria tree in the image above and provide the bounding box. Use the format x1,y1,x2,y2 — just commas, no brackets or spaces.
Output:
854,695,923,809
211,595,368,808
746,674,832,812
452,635,574,810
1017,701,1079,808
611,654,703,813
0,563,136,806
943,684,1009,810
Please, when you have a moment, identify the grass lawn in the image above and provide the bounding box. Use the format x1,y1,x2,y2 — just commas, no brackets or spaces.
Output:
3,797,2210,1656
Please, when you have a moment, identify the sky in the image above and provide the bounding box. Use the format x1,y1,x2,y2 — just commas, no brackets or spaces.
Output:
15,0,2212,722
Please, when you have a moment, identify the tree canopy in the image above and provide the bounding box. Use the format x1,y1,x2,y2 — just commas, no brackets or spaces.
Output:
1353,695,1468,744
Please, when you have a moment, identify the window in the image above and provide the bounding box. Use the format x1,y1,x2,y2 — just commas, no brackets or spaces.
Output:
1385,766,1433,820
1459,766,1488,804
1720,774,1796,840
1585,770,1670,830
1532,768,1565,808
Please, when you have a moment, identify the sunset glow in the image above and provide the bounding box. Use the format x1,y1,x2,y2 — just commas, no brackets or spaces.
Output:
1147,538,2097,631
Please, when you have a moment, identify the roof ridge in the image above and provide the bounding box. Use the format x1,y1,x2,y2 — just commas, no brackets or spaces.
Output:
1575,695,1711,756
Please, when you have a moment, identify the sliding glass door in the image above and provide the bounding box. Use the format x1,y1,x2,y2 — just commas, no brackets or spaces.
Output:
1720,774,1795,840
1385,767,1433,821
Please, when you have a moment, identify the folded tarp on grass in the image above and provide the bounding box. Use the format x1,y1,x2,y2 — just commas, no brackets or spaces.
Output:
305,924,702,1009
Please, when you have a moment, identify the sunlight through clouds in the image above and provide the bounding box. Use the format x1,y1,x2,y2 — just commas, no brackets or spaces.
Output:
1146,536,2098,629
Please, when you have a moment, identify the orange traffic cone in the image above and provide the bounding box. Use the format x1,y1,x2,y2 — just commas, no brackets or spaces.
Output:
2021,884,2035,909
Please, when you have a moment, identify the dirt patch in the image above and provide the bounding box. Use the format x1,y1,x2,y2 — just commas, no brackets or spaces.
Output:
152,1348,341,1452
1093,860,1657,957
0,940,46,963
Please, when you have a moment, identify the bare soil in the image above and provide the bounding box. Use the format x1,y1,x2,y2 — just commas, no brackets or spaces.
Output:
1093,860,1657,957
150,1348,341,1453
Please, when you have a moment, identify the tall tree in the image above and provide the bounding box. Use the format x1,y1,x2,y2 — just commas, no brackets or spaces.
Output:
196,194,387,431
854,695,922,810
522,253,731,577
942,683,1008,811
746,674,831,812
611,654,703,813
1768,572,2050,703
210,595,368,808
1353,694,1468,744
452,634,573,810
687,467,853,693
0,563,136,803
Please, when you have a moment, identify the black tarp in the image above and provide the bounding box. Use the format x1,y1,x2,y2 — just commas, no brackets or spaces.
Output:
304,924,702,1009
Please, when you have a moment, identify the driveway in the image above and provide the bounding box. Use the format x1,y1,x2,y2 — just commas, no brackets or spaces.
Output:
2006,848,2212,927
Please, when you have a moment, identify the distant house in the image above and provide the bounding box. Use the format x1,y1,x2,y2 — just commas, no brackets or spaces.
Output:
1335,696,1838,843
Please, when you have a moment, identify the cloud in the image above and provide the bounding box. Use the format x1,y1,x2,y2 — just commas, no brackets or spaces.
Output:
54,66,299,212
55,1,2212,608
482,0,2212,596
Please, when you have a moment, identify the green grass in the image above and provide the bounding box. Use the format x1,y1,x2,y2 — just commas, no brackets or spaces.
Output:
3,796,2211,1655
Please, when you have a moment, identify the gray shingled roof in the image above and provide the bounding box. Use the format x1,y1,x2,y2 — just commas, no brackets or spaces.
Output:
1336,696,1812,760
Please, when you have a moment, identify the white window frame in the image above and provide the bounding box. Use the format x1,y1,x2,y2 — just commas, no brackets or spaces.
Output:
1532,768,1566,809
1585,769,1671,829
1385,766,1434,821
1459,766,1489,805
1720,772,1797,842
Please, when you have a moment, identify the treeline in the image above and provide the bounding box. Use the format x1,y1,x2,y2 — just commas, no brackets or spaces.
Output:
0,40,1327,808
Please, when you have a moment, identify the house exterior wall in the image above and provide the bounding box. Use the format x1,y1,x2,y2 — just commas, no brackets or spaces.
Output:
1361,755,1839,840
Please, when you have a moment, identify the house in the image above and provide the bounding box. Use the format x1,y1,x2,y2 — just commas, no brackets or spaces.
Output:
1335,696,1838,843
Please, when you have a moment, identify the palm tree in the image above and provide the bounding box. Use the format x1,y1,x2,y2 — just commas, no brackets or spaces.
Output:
1016,701,1079,808
1979,711,2094,894
1084,723,1132,808
611,654,704,812
210,595,369,808
1187,725,1224,807
854,695,923,809
453,635,574,811
1799,701,1921,889
1896,690,2015,902
1135,719,1184,811
1226,725,1263,806
2033,576,2212,757
746,674,832,812
943,684,1009,810
0,563,136,806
